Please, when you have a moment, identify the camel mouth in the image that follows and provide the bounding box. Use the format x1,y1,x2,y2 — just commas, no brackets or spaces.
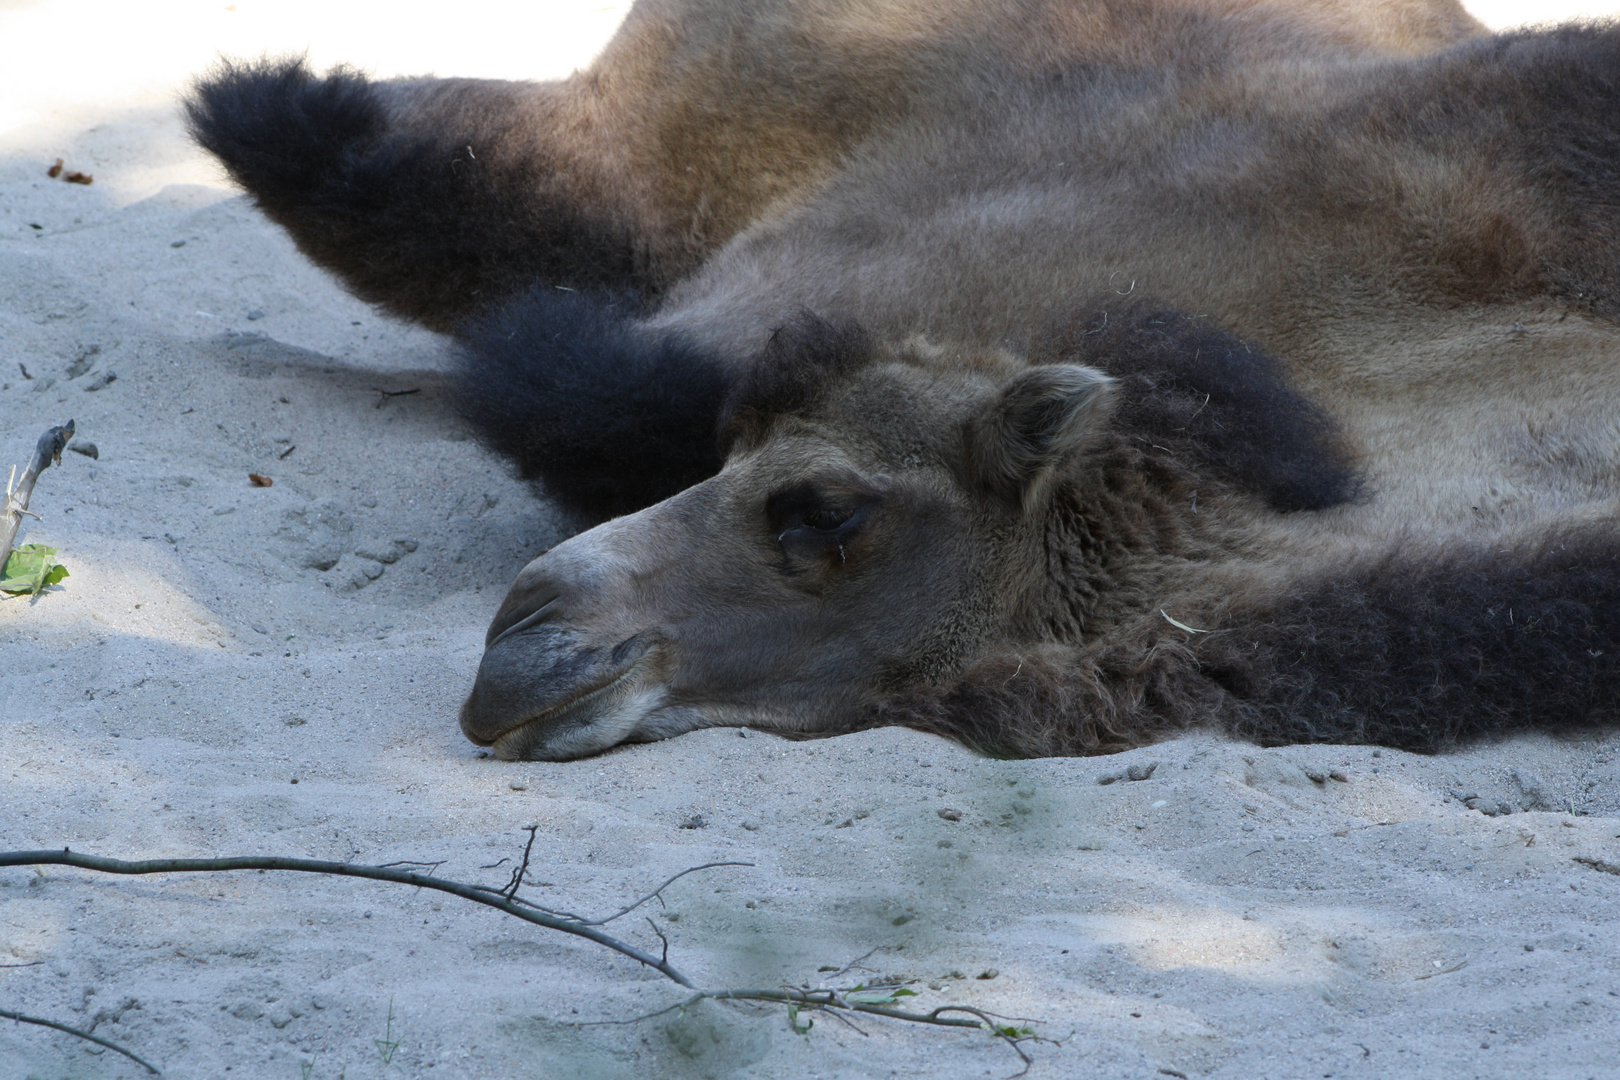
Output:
484,662,641,752
460,630,668,760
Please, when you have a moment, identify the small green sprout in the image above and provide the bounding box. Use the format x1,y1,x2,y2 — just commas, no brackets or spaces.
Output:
0,543,68,594
374,998,399,1065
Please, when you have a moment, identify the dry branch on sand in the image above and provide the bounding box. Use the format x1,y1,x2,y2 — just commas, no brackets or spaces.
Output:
0,836,1045,1075
1,422,75,596
1,421,74,564
0,1005,162,1075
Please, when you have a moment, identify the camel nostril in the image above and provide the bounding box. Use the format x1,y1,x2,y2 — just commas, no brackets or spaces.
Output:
485,595,559,647
610,633,648,665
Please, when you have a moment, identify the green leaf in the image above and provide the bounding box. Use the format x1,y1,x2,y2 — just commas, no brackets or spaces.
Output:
786,1002,813,1035
0,544,69,595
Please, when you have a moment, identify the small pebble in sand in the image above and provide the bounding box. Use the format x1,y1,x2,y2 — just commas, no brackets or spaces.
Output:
937,808,962,821
509,782,527,791
69,441,98,459
1099,760,1160,784
83,370,117,391
355,540,416,564
976,969,999,980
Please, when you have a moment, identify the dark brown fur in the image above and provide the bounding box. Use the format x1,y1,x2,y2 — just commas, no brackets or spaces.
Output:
718,314,877,452
1048,306,1363,512
877,518,1620,758
189,0,1620,760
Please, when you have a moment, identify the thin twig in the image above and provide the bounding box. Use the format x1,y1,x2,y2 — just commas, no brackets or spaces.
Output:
462,858,754,925
502,825,538,900
821,945,890,979
0,847,697,988
0,844,1040,1071
629,987,1042,1070
647,917,671,967
371,387,420,409
0,1005,162,1074
573,862,756,926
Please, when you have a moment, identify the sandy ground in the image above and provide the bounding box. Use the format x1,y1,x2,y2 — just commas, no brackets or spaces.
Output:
4,2,1620,1078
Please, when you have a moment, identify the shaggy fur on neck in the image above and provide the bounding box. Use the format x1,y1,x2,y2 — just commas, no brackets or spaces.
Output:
874,525,1620,756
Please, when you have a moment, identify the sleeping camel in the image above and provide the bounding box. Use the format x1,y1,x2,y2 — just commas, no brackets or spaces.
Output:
187,0,1620,759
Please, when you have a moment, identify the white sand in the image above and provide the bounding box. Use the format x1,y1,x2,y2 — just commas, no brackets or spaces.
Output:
3,3,1620,1078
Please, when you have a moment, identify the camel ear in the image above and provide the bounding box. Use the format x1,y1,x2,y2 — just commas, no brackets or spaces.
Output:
968,364,1115,506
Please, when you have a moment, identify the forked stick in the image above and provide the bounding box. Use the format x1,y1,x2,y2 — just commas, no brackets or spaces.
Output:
0,843,1046,1075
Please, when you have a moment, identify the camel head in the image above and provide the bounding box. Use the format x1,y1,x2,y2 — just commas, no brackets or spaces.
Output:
458,318,1116,760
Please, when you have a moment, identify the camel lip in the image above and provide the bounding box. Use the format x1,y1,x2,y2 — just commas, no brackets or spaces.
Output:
486,663,644,757
467,639,656,750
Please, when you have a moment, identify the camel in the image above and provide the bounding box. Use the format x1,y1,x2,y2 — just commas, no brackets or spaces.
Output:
187,0,1620,760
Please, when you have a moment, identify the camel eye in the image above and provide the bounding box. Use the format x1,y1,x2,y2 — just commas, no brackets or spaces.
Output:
766,482,877,563
804,507,853,532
